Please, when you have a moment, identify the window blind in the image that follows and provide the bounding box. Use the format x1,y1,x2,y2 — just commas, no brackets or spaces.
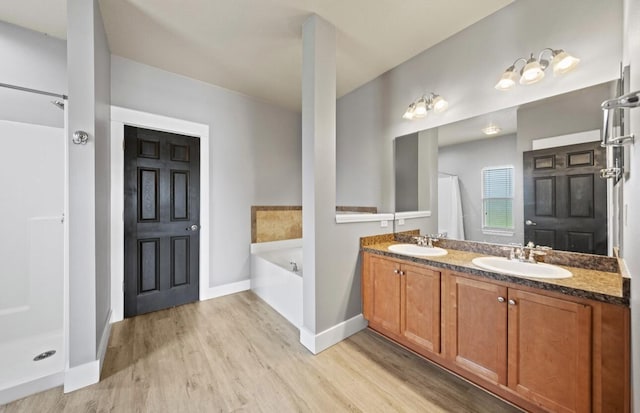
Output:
482,166,514,230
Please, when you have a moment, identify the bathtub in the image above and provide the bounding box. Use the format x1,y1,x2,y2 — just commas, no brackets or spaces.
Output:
250,239,302,328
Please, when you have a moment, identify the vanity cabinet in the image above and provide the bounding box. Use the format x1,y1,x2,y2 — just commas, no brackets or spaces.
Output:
362,253,441,355
362,252,630,413
446,272,592,413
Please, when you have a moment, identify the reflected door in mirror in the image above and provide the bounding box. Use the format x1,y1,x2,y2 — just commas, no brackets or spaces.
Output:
523,141,607,255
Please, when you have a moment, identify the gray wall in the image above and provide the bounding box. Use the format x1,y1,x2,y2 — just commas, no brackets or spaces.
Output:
394,133,419,212
111,56,302,288
622,0,640,409
93,1,112,352
0,21,66,127
67,0,112,368
517,81,617,150
439,134,519,244
336,0,622,212
67,0,97,367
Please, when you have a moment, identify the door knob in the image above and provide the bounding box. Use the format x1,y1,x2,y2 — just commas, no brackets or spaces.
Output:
187,224,199,231
525,219,537,226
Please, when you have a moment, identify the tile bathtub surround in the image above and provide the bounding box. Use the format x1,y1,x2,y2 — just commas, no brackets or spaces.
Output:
252,206,302,243
336,206,378,213
362,242,628,306
252,205,382,243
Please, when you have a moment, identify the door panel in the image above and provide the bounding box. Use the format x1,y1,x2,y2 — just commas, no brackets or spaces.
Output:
523,141,606,255
534,177,555,216
124,126,200,317
508,289,592,413
402,264,441,353
369,256,401,335
447,274,508,386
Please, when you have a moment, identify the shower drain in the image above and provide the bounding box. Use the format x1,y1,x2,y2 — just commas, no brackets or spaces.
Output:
33,350,56,361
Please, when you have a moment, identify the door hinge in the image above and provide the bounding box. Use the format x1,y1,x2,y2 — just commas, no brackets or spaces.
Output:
122,139,125,151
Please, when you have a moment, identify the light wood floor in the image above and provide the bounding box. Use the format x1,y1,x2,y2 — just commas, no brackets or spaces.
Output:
1,292,522,412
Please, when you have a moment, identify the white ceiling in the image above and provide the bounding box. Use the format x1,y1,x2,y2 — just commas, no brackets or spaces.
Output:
438,107,518,147
0,0,513,111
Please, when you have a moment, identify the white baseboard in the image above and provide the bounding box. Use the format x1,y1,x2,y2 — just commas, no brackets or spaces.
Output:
299,314,368,354
200,279,250,301
64,359,99,393
0,372,64,405
97,310,112,373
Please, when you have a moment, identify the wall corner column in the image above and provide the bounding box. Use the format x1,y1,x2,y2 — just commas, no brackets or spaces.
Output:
300,14,337,353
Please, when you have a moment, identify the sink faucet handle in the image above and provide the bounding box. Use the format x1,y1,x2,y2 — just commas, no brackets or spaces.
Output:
501,246,516,260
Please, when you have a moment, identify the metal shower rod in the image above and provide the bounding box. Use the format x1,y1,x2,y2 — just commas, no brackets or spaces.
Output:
0,82,67,100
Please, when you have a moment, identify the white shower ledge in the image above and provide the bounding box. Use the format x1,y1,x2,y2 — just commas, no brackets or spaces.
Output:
394,210,432,220
335,213,394,224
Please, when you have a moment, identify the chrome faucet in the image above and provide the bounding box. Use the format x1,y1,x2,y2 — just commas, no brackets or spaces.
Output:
413,233,445,248
503,242,551,263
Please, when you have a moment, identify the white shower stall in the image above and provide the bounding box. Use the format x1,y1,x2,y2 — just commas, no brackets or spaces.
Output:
0,87,67,404
438,173,465,240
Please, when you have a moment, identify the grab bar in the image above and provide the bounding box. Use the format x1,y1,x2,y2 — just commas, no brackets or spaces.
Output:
601,90,640,147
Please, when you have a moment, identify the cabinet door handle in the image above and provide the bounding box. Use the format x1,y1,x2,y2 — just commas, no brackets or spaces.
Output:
400,270,405,276
508,299,517,305
497,296,505,303
394,269,399,274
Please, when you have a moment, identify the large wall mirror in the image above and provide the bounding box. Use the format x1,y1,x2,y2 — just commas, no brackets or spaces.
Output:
394,80,622,256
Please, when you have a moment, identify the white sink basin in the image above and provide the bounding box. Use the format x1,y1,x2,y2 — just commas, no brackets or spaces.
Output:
472,256,572,279
388,244,448,257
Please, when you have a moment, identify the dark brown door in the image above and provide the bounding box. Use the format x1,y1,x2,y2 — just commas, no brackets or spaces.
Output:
124,126,200,317
523,141,607,255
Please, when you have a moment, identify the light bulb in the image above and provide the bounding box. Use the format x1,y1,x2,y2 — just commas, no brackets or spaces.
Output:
551,50,580,75
431,95,448,113
402,103,416,120
520,58,545,85
495,68,518,91
414,98,428,118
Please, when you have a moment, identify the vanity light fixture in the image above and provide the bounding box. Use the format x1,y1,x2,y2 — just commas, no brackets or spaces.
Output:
402,93,448,120
495,48,580,91
481,124,502,136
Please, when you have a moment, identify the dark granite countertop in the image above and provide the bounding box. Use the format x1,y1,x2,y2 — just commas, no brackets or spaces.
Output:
362,240,628,306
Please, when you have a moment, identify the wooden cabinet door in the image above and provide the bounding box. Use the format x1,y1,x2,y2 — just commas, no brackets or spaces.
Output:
368,255,401,335
401,263,441,354
446,274,508,386
507,289,592,413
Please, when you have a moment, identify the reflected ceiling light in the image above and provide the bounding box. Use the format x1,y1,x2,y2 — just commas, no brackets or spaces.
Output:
495,48,579,91
482,124,502,136
402,92,448,120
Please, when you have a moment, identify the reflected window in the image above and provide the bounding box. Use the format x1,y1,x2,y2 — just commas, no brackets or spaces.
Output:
482,166,514,231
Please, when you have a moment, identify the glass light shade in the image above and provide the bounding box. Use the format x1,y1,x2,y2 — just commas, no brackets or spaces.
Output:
520,59,545,85
431,95,448,113
402,104,416,120
414,98,428,118
495,69,518,91
551,51,580,75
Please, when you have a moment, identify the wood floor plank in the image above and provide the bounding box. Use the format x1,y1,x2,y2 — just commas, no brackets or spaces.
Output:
0,291,522,413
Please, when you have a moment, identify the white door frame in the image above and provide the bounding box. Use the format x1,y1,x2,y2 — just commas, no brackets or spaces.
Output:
110,106,210,322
